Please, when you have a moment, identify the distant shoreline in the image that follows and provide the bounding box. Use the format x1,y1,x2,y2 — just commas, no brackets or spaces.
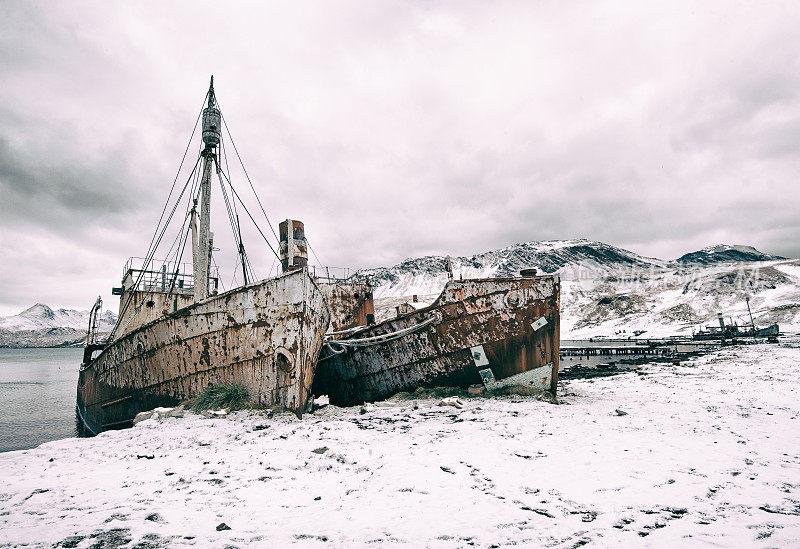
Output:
0,345,80,349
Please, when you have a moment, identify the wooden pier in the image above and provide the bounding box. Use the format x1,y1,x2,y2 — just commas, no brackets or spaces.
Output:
560,345,675,358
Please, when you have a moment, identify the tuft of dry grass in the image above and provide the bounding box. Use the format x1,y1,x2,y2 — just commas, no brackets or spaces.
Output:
188,383,250,412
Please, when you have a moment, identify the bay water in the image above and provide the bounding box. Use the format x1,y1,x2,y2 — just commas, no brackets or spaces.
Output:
0,347,82,452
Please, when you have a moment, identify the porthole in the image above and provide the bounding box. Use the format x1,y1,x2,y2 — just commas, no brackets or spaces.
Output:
275,347,293,373
504,291,524,308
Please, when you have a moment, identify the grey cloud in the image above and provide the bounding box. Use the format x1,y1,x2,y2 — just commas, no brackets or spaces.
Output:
1,0,799,315
0,134,144,232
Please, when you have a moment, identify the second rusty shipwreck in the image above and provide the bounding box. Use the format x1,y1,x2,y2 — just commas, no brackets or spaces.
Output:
314,272,561,406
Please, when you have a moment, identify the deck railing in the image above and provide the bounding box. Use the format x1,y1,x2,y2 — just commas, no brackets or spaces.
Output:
122,257,219,295
308,265,354,283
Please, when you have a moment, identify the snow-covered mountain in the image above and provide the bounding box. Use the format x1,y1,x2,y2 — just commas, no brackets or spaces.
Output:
3,240,797,346
352,240,800,337
358,239,661,286
0,304,116,332
0,304,116,348
676,244,786,265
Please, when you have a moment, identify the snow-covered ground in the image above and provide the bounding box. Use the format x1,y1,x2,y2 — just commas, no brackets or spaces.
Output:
2,341,800,548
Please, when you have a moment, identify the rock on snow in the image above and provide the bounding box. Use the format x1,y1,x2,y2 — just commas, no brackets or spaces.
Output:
1,341,800,547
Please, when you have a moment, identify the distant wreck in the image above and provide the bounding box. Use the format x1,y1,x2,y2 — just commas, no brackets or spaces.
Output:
693,298,779,341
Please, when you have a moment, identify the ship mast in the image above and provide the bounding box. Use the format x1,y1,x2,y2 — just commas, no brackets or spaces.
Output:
745,296,756,331
194,76,221,301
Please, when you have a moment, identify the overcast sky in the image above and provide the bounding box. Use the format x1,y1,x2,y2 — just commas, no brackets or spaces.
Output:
1,0,799,315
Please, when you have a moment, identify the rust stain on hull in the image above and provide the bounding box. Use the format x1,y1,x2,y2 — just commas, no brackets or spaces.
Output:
77,269,330,435
313,275,560,406
319,281,375,331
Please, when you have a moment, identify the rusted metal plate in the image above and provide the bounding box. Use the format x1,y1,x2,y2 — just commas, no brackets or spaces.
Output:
471,345,489,367
77,269,330,435
313,275,560,406
531,316,548,331
478,367,495,385
115,292,195,335
483,363,552,392
319,281,375,332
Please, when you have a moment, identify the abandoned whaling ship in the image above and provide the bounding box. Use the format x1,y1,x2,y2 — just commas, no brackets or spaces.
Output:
77,78,331,434
313,269,561,406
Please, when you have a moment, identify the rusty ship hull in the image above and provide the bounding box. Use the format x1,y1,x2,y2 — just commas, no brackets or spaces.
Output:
77,269,330,435
312,275,560,406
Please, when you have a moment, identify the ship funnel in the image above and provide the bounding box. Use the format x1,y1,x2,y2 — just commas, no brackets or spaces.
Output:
717,313,725,330
279,219,308,273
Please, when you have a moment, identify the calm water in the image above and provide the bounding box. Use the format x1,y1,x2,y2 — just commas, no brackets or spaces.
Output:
0,347,82,452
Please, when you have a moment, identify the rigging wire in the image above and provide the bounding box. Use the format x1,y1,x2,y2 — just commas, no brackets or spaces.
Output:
111,89,294,341
165,223,193,300
165,181,202,296
187,156,203,215
217,102,284,281
228,266,239,290
220,137,254,283
218,137,243,289
218,110,281,244
245,254,255,280
218,169,281,261
216,166,249,288
110,155,202,339
143,157,202,268
110,87,208,340
305,238,325,271
215,148,253,285
216,169,242,255
141,92,208,268
161,209,191,274
229,249,258,289
163,155,203,266
119,155,200,296
267,255,278,279
154,92,209,276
